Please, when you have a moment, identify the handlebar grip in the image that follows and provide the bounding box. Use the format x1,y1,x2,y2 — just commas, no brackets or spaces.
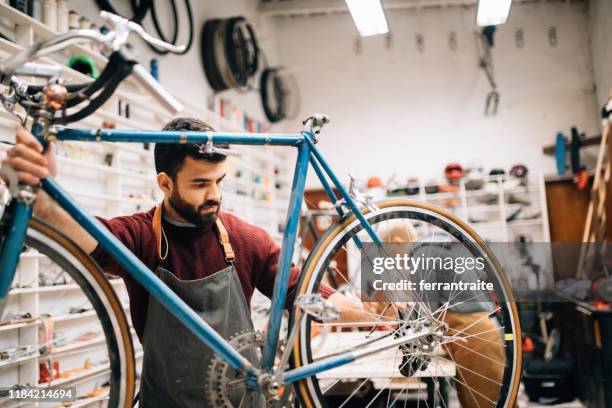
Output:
131,64,183,115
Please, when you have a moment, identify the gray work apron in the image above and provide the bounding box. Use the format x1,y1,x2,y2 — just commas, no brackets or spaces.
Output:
139,206,261,407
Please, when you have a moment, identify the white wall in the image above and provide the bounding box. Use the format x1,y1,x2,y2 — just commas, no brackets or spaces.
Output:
66,0,282,126
273,1,601,187
589,0,612,106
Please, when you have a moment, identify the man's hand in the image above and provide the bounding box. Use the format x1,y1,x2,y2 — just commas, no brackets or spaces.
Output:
2,128,56,186
1,128,97,253
328,292,406,328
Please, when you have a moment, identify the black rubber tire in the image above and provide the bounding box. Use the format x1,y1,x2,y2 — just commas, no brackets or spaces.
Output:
201,19,228,92
224,16,259,87
290,201,522,408
145,0,194,56
260,68,286,123
26,218,136,408
94,0,151,23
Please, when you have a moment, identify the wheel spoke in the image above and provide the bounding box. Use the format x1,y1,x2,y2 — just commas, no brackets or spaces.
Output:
293,205,518,408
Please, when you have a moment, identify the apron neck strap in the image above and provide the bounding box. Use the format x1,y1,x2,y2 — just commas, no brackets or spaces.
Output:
152,204,169,261
152,204,236,263
215,218,235,263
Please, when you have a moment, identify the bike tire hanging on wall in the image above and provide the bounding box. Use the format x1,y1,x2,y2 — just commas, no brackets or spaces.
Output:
260,68,285,123
224,16,259,87
200,16,259,92
142,0,194,55
94,0,151,23
201,19,229,92
259,67,300,123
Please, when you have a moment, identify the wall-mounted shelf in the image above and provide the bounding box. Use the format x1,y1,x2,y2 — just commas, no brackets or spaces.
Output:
383,173,550,242
0,3,293,401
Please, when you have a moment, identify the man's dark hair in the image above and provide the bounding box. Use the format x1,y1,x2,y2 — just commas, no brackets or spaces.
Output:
154,117,230,179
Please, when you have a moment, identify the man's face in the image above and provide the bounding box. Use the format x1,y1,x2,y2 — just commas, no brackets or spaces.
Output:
164,156,227,227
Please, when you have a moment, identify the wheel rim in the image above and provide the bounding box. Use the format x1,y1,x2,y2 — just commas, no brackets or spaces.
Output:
16,219,136,407
292,201,521,408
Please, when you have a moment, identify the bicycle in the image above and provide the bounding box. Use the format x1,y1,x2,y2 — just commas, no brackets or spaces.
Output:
0,11,521,408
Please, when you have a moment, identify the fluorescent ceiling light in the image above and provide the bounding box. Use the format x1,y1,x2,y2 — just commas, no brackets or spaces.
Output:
345,0,389,37
477,0,512,27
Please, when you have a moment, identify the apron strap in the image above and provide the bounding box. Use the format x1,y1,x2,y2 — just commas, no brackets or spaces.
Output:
152,204,235,263
152,204,169,261
215,218,236,262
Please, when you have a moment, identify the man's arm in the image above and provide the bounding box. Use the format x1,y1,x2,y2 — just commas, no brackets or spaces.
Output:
256,233,400,325
3,129,98,253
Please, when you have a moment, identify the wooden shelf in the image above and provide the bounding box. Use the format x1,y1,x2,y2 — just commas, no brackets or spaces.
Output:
64,189,157,207
57,156,155,182
71,391,109,408
0,4,290,398
0,351,41,369
0,320,39,332
8,279,123,295
39,362,110,388
49,335,106,358
542,134,602,155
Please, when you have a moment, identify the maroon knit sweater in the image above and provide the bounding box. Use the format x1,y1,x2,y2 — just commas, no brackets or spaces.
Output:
91,207,334,342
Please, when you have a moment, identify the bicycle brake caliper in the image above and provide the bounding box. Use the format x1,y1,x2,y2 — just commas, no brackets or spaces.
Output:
347,172,379,213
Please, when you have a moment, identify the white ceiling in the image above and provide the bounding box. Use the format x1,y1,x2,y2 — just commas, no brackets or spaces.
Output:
258,0,578,17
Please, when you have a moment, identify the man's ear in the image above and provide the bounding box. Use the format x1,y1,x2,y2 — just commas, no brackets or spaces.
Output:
157,172,173,195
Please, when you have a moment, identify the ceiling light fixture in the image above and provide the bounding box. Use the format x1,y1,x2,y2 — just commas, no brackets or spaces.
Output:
345,0,389,37
477,0,512,27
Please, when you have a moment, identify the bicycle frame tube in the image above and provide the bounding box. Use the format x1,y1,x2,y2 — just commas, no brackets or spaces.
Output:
0,201,33,297
40,177,256,376
309,155,364,250
0,123,45,297
308,155,345,218
18,127,391,382
261,136,311,370
56,128,303,146
282,328,432,384
306,139,382,246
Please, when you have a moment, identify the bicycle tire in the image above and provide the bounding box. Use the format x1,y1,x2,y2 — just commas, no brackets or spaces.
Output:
146,0,194,56
147,0,178,55
291,200,522,408
24,218,136,407
260,67,286,123
224,16,259,87
201,19,228,92
94,0,151,23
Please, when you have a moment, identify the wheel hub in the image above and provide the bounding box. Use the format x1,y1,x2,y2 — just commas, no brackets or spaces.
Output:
395,319,446,377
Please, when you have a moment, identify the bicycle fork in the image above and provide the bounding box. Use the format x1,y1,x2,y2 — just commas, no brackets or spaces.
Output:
0,116,51,309
0,189,35,317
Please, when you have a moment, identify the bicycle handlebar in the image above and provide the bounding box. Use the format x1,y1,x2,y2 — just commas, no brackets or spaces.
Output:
0,30,108,82
0,11,185,116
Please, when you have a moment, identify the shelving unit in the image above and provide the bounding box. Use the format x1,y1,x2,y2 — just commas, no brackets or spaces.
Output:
386,173,551,242
0,1,292,238
0,3,292,404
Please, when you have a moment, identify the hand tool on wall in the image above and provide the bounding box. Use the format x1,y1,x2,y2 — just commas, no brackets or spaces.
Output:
477,26,499,116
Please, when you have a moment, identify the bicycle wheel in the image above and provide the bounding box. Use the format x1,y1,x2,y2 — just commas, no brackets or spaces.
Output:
1,218,135,407
291,200,521,408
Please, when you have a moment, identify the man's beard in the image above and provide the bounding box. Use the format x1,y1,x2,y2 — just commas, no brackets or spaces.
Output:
168,189,221,228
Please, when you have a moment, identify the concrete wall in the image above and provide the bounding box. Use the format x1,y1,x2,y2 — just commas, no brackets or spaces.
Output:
272,1,600,187
588,0,612,106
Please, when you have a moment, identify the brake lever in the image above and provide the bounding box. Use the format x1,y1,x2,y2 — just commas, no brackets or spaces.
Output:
198,140,242,158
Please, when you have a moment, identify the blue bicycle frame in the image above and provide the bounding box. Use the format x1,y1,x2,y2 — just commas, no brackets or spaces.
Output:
0,125,386,387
